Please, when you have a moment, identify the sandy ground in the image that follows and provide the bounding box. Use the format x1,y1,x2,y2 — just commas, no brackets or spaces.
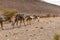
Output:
0,17,60,40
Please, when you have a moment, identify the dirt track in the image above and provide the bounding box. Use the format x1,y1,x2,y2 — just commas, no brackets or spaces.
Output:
0,17,60,40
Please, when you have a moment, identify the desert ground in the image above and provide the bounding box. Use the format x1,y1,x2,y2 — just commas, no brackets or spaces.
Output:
0,17,60,40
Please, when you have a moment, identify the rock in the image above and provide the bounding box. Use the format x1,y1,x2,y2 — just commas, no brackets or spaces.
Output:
5,34,8,37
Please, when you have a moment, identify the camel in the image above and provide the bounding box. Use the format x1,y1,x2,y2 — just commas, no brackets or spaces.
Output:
25,15,40,25
0,16,4,30
25,16,31,25
12,14,25,28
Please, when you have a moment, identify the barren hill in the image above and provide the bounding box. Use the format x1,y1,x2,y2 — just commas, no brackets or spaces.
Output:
0,0,60,15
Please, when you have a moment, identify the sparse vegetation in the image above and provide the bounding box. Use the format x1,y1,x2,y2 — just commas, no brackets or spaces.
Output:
40,27,43,29
35,27,38,28
46,14,50,17
2,9,19,21
54,34,60,40
3,9,19,17
53,15,56,17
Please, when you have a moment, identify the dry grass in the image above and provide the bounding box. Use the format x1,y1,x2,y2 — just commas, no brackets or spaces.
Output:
2,9,19,17
40,27,43,29
54,34,60,40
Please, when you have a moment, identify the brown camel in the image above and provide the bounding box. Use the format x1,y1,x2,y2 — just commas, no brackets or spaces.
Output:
12,14,25,28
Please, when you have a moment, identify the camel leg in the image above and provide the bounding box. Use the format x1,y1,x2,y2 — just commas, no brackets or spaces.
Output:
37,17,40,22
29,19,32,25
16,21,18,27
12,18,18,28
37,18,40,22
20,20,22,27
1,22,4,30
27,20,29,25
38,20,39,22
26,19,28,25
15,18,19,27
23,19,26,26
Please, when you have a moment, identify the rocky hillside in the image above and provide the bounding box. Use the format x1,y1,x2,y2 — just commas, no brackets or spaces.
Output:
0,0,60,15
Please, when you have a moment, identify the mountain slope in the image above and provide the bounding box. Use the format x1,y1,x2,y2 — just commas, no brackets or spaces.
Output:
0,0,60,15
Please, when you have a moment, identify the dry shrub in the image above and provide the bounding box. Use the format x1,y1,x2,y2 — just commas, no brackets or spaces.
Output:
3,9,19,17
35,27,38,28
53,15,56,17
40,14,50,18
2,9,19,21
54,34,60,40
40,27,43,29
53,15,58,17
46,14,50,17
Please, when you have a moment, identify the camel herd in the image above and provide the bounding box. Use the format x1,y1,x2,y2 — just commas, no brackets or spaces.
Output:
0,14,40,30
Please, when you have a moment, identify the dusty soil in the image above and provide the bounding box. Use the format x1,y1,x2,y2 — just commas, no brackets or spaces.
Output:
0,17,60,40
